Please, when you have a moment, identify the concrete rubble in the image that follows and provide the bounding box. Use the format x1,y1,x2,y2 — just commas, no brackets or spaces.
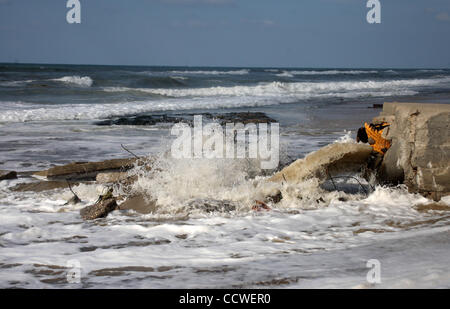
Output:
269,143,373,184
4,103,448,221
269,102,449,201
33,158,139,181
375,102,450,201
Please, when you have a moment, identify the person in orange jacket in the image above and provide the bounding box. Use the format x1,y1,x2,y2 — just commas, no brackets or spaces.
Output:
356,122,391,154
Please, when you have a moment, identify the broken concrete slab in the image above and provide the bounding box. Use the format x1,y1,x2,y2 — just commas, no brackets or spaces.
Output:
33,158,139,181
80,198,118,220
376,102,450,200
11,181,80,192
96,172,129,184
268,143,373,185
118,194,157,214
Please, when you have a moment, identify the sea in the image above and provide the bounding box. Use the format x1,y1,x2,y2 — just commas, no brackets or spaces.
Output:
0,63,449,288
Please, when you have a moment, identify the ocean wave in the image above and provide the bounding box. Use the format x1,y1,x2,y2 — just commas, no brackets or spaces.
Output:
0,91,417,124
416,69,445,73
102,77,449,98
169,69,249,75
0,76,94,88
276,71,294,78
2,77,448,123
0,97,277,123
170,76,188,80
0,80,34,87
51,76,93,87
288,70,379,75
267,69,379,75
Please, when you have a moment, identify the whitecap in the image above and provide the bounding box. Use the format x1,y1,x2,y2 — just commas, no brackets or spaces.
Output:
51,75,93,87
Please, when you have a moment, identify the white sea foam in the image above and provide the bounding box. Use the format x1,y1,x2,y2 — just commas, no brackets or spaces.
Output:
288,70,379,75
169,69,250,75
416,69,445,73
0,143,448,288
276,71,294,78
334,130,355,144
0,80,35,87
104,77,447,98
0,97,277,123
121,136,403,214
0,76,93,87
0,131,448,288
170,76,188,80
51,75,93,87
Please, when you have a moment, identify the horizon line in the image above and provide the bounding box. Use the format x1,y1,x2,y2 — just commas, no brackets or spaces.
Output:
1,61,448,71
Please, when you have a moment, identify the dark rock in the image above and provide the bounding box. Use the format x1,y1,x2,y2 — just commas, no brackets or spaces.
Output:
80,198,118,220
95,115,186,126
369,104,384,109
316,197,325,203
211,112,277,125
266,191,283,204
95,112,277,127
0,170,17,181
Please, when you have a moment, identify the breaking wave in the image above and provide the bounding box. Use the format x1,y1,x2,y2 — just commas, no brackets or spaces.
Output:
276,71,295,78
3,76,449,123
0,80,35,87
120,136,348,213
0,97,277,122
288,70,379,75
51,76,93,87
416,69,445,73
0,76,93,88
169,69,249,75
118,133,436,216
103,77,449,98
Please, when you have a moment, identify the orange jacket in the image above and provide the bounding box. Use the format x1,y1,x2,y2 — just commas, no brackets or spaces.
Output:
365,122,391,154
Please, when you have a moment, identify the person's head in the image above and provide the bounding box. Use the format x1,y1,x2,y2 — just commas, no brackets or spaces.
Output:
356,127,368,143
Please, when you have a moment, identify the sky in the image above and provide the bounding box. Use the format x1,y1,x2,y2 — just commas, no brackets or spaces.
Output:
1,0,450,68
